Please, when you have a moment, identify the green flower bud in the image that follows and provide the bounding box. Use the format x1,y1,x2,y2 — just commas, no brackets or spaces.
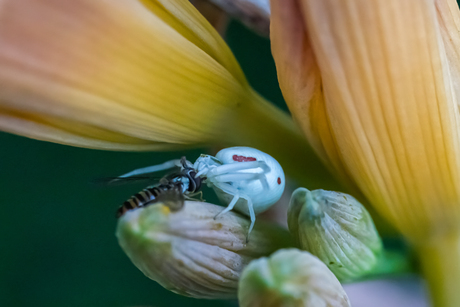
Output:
288,188,383,281
238,249,351,307
116,201,294,299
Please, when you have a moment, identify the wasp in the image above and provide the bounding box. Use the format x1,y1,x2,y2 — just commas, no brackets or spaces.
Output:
114,157,204,218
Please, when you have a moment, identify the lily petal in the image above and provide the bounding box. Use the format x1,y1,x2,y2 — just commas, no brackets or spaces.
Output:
0,0,247,146
270,0,353,187
0,106,173,150
140,0,244,82
270,0,399,235
436,0,460,108
276,0,460,240
189,0,229,35
0,0,339,187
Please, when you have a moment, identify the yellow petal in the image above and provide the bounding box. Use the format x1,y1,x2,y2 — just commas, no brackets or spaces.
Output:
270,0,354,188
140,0,243,82
0,0,340,187
0,0,250,145
270,0,399,235
0,106,174,150
0,0,256,144
436,0,460,107
188,0,229,35
294,0,460,241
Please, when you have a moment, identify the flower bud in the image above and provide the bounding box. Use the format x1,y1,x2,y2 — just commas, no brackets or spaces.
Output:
288,188,383,281
238,249,351,307
116,200,294,299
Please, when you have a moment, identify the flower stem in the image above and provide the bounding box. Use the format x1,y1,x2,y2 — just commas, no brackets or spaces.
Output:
419,233,460,307
363,250,414,280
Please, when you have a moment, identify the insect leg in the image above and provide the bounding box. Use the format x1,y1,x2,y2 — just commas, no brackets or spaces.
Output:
118,159,183,178
184,191,205,202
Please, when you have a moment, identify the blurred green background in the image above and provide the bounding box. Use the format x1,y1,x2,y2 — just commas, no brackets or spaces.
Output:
0,21,287,307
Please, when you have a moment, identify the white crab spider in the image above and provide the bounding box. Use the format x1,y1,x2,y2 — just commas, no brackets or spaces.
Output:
118,147,285,237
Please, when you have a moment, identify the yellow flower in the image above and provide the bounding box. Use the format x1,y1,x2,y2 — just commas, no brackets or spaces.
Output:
0,0,336,187
271,0,460,305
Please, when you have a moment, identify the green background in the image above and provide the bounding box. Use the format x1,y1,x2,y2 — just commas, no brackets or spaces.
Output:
0,21,286,306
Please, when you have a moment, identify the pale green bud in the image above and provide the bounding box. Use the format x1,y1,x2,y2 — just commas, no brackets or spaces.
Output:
238,249,351,307
288,188,383,281
116,201,293,299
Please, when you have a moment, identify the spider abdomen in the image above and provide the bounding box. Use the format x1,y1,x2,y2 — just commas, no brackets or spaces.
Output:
214,147,285,215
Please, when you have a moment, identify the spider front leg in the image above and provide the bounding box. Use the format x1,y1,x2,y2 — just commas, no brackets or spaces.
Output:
204,161,271,189
117,159,184,178
212,182,255,242
207,161,270,176
211,172,270,190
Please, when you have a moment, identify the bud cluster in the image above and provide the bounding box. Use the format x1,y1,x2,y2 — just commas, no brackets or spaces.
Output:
117,188,383,302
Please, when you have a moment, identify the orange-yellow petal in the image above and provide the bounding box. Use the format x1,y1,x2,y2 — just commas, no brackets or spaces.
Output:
189,0,229,35
0,106,173,150
140,0,245,82
436,0,460,106
0,0,339,187
290,0,460,240
0,0,251,146
270,0,353,188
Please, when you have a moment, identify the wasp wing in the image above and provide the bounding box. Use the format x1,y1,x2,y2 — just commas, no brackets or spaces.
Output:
147,188,185,212
91,176,162,187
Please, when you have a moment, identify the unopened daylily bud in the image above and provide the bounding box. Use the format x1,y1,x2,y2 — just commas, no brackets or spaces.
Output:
288,188,383,281
238,249,351,307
116,201,293,299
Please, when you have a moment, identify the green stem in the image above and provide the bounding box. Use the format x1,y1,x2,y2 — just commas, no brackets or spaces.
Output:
419,233,460,307
342,249,415,283
369,250,414,277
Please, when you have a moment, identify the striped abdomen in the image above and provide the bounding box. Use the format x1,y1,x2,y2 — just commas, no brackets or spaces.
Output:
116,186,165,218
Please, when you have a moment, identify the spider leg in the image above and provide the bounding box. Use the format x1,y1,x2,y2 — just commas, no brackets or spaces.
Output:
208,161,270,176
195,166,211,178
246,198,255,243
213,182,241,219
212,173,270,190
118,159,184,178
213,182,256,241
